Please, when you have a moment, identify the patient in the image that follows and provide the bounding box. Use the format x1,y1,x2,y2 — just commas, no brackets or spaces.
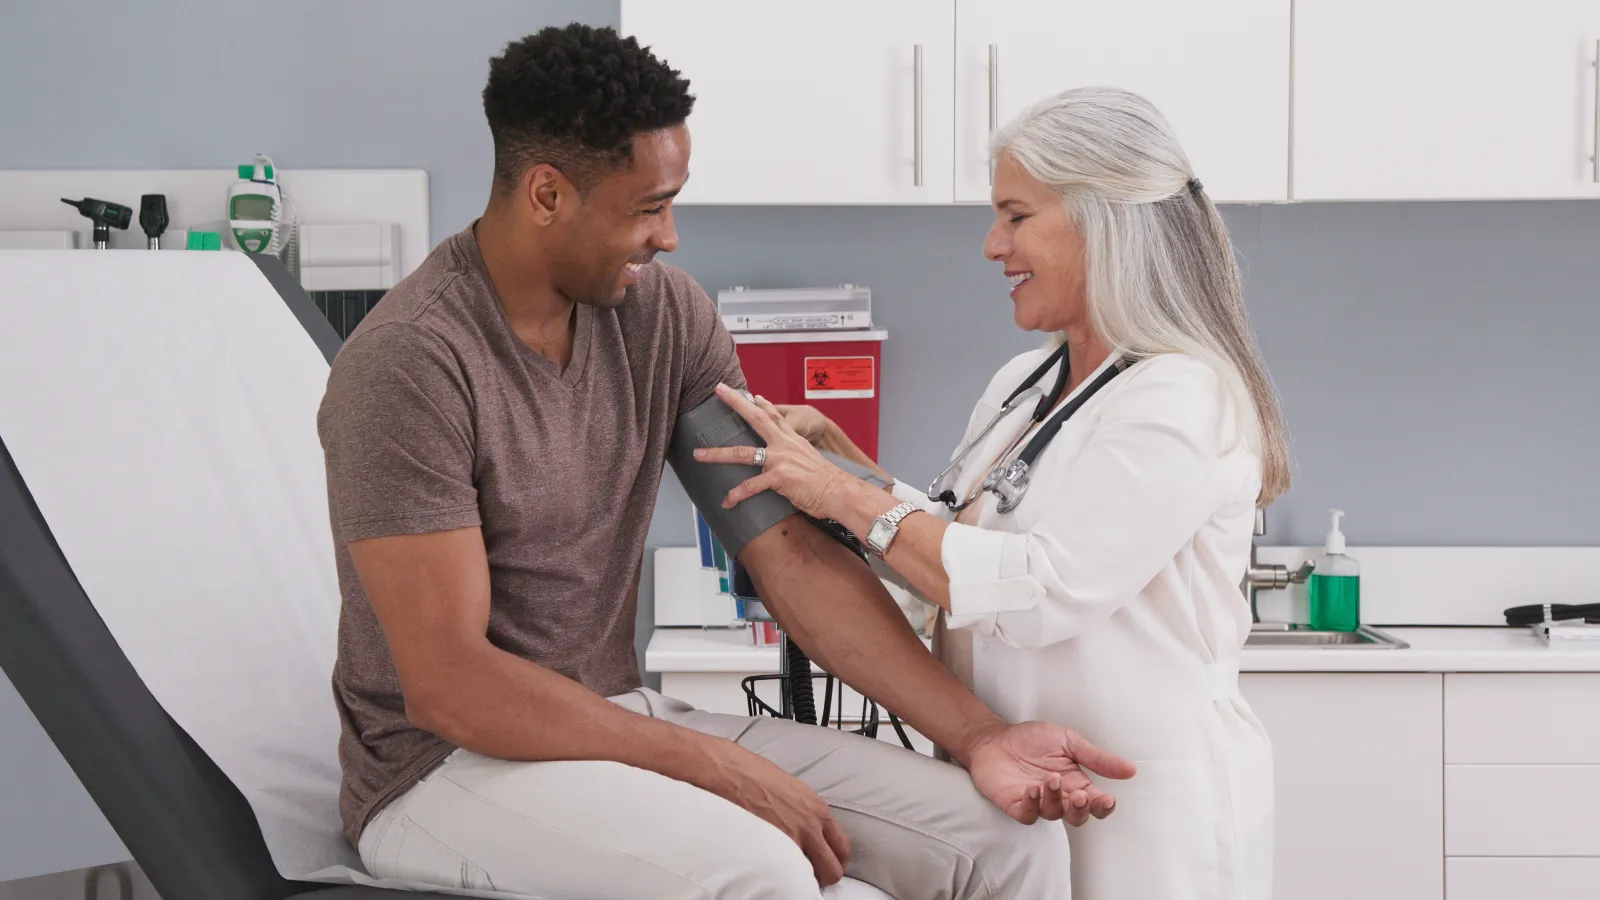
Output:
316,23,1131,900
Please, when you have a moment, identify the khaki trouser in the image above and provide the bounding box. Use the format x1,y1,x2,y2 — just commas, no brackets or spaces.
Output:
358,688,1071,899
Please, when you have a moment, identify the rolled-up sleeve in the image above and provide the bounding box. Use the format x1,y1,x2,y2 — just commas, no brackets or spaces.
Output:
890,479,947,515
941,359,1238,647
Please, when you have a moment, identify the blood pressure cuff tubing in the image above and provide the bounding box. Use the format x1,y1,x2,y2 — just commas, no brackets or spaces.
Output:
667,394,892,557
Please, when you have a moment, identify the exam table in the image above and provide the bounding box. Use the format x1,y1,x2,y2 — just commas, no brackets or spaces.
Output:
0,255,449,900
0,252,890,900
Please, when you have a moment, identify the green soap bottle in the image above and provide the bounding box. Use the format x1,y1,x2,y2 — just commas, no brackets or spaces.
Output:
1308,508,1360,631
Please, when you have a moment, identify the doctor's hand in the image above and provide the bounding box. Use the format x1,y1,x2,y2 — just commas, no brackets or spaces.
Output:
773,404,832,448
695,384,850,519
966,722,1136,827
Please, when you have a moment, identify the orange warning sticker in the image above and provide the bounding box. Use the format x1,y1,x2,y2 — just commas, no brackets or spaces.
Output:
804,356,875,399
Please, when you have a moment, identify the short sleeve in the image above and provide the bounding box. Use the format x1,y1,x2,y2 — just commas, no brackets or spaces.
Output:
317,323,482,543
669,268,746,413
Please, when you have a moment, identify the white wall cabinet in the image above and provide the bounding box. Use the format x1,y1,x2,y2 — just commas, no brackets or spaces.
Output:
625,2,1600,204
1293,0,1600,200
619,1,954,204
953,0,1291,204
1240,673,1445,900
621,0,1289,204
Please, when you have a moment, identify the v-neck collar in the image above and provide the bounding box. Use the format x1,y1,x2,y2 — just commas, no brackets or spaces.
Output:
503,302,592,389
458,223,592,389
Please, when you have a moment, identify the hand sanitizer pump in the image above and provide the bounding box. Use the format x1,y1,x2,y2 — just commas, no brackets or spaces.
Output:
1308,509,1361,631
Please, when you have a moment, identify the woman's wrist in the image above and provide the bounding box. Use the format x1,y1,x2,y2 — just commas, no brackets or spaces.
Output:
825,474,899,537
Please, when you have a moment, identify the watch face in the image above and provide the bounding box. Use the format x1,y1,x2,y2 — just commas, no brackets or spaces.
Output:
866,521,891,556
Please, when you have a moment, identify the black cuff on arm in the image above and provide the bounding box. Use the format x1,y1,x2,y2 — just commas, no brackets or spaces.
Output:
667,394,799,558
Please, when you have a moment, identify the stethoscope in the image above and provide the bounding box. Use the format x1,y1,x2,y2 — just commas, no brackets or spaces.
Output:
928,344,1135,514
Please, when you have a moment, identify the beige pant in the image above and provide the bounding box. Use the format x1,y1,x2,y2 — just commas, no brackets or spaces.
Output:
358,688,1071,899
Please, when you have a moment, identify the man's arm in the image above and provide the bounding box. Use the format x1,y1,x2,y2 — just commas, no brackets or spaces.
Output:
346,525,854,885
349,526,690,764
734,515,1002,767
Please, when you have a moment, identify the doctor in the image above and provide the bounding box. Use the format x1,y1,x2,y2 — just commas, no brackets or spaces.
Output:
697,86,1288,900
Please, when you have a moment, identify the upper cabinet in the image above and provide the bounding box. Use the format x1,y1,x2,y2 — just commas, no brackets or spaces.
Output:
953,0,1291,204
621,0,1288,205
618,1,955,204
623,1,1600,204
1293,0,1600,200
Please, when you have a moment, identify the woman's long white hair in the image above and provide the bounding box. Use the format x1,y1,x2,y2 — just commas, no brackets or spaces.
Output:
991,85,1290,504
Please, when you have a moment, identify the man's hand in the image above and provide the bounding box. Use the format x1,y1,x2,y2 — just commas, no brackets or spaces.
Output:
966,722,1137,827
702,738,852,887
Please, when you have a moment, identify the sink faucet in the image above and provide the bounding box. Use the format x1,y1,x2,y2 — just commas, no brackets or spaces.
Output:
1243,507,1314,625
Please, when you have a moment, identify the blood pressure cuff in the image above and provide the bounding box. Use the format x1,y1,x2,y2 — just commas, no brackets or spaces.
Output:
823,451,893,492
668,394,799,558
666,394,892,557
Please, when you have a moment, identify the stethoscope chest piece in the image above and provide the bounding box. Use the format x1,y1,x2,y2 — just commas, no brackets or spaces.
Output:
980,458,1031,514
928,347,1135,517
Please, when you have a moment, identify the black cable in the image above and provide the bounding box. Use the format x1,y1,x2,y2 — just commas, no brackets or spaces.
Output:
888,712,913,749
785,636,818,726
1504,602,1600,627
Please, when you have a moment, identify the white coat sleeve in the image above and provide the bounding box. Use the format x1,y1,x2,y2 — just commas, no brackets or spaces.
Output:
865,385,994,598
941,359,1235,648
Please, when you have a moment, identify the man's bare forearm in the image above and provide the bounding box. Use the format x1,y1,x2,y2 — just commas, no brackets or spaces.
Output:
738,515,1005,767
406,642,740,796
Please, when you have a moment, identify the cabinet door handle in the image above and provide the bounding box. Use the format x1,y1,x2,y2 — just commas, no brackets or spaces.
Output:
1593,40,1599,184
914,44,924,187
989,44,999,184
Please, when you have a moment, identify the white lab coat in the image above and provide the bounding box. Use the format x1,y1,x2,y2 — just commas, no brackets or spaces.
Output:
888,348,1274,900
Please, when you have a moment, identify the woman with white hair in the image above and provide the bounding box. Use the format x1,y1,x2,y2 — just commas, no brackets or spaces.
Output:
698,85,1285,899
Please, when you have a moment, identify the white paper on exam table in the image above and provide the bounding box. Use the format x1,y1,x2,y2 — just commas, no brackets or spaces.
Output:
0,251,888,900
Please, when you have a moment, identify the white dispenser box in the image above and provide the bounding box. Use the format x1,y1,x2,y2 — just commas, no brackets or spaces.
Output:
653,547,740,627
297,222,401,291
716,284,872,333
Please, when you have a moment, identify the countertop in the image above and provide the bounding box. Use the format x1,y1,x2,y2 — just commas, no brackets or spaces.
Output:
645,626,1600,674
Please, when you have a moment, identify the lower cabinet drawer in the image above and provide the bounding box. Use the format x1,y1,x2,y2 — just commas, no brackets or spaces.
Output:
1445,765,1600,856
1447,857,1600,900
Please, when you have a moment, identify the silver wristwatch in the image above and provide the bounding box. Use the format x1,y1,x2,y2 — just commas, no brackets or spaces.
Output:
864,501,920,559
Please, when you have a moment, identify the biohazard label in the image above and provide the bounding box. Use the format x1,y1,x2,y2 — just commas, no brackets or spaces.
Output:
804,356,875,399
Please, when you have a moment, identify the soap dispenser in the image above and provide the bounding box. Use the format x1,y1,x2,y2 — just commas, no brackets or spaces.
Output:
1308,509,1360,631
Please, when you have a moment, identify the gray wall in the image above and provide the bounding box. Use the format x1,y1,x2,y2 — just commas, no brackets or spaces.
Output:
2,0,1598,883
6,1,1591,556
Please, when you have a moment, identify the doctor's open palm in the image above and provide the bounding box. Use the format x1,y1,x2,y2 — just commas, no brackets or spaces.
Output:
967,721,1137,827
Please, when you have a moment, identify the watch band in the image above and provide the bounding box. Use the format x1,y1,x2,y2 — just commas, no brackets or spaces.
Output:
865,501,920,559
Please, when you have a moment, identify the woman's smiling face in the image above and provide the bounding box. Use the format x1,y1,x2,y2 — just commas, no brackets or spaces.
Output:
983,153,1087,335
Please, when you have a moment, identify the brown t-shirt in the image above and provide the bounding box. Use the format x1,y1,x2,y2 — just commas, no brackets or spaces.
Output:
316,224,744,846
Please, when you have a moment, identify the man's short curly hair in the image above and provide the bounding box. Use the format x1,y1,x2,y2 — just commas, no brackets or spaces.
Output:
482,24,695,193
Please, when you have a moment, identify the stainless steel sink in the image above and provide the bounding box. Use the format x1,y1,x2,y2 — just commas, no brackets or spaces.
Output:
1244,625,1409,649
